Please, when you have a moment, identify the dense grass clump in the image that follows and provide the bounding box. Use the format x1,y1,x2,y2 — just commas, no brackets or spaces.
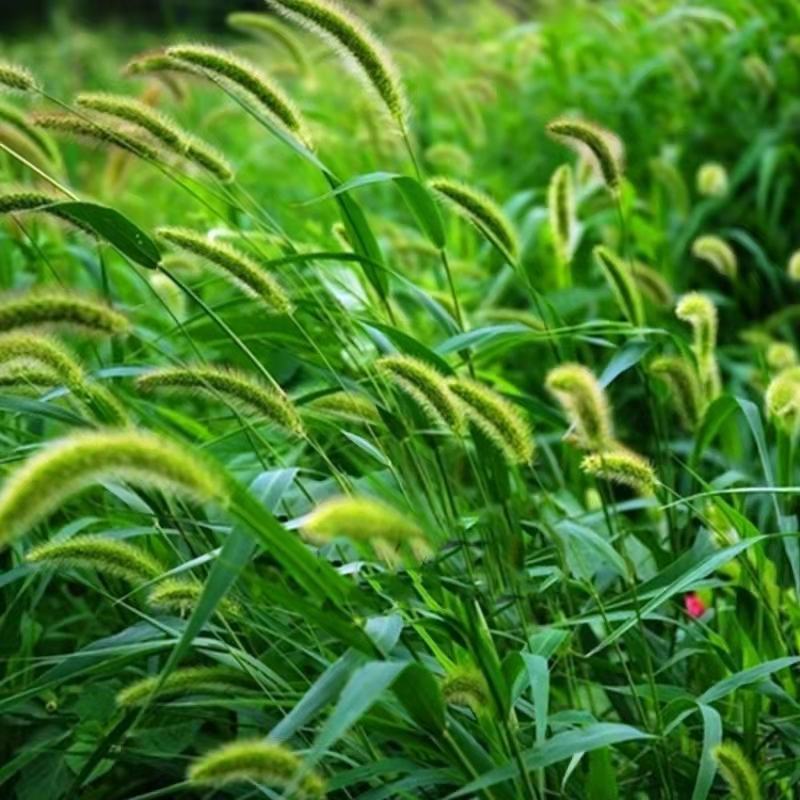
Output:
2,1,800,798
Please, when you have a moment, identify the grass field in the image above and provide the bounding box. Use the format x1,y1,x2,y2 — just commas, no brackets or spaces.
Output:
1,1,800,798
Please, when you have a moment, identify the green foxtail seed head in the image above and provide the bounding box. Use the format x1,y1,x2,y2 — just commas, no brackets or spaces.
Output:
303,495,431,565
226,12,308,72
765,366,800,435
448,377,534,465
696,162,728,197
0,430,226,548
26,535,164,585
788,250,800,282
594,245,645,326
0,189,60,215
376,354,464,433
743,54,774,96
630,261,673,306
147,577,241,618
0,332,86,389
187,739,325,797
441,666,490,712
766,342,797,371
124,50,192,78
547,163,575,267
0,101,60,166
676,292,720,401
580,449,657,496
428,177,518,260
32,113,161,161
712,742,762,800
0,61,39,93
306,391,380,424
547,117,621,191
136,365,304,437
75,92,234,182
0,291,128,335
116,666,255,707
691,235,737,280
155,227,292,314
0,362,62,394
149,271,187,319
264,0,408,127
165,44,311,147
546,363,614,451
650,355,704,430
424,142,473,175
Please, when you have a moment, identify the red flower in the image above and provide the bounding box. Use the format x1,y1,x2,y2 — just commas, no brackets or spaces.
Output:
684,592,706,618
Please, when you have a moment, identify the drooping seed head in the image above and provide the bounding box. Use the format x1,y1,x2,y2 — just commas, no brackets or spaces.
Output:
188,739,324,797
448,376,533,465
630,261,674,306
156,227,292,314
0,291,129,336
696,162,728,197
0,61,40,93
136,365,304,437
547,117,622,192
165,44,311,147
765,366,800,435
0,331,87,388
377,354,463,433
26,535,164,585
147,577,241,618
264,0,408,127
424,142,473,175
691,235,737,280
303,495,430,564
712,742,762,800
306,391,380,424
0,429,226,548
580,449,658,496
743,54,775,96
650,355,704,430
226,12,308,72
547,163,575,266
123,50,193,78
676,292,720,400
787,250,800,282
0,361,63,394
545,363,614,451
594,245,645,326
116,666,255,707
766,342,797,371
428,176,518,260
0,101,60,167
149,271,187,319
441,665,490,712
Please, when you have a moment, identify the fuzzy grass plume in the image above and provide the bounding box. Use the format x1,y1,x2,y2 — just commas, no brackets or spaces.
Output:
187,739,324,796
650,355,704,429
449,376,533,465
0,430,226,548
441,665,490,712
75,92,233,182
712,742,761,800
0,291,128,335
377,354,463,433
428,177,518,260
594,245,644,326
547,163,575,271
165,44,311,146
147,577,241,617
306,390,380,424
136,365,304,436
226,12,308,71
25,535,164,585
0,101,60,166
676,292,720,400
156,227,292,314
580,450,657,496
788,250,800,281
692,234,737,280
264,0,408,127
765,366,800,435
0,61,39,93
547,117,621,191
546,363,614,451
116,666,255,707
766,342,797,371
630,261,674,306
696,162,728,197
303,495,430,564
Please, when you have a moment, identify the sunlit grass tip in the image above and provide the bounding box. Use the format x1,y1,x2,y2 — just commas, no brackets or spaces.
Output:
25,535,164,585
580,449,657,496
264,0,408,127
428,176,518,260
691,234,737,280
147,577,241,618
545,363,614,451
0,61,40,93
116,665,255,707
448,376,533,465
676,291,720,400
0,290,129,336
712,742,762,800
377,354,464,433
765,366,800,435
0,429,227,548
155,226,292,314
136,365,305,436
187,739,325,796
165,43,312,147
547,117,621,191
